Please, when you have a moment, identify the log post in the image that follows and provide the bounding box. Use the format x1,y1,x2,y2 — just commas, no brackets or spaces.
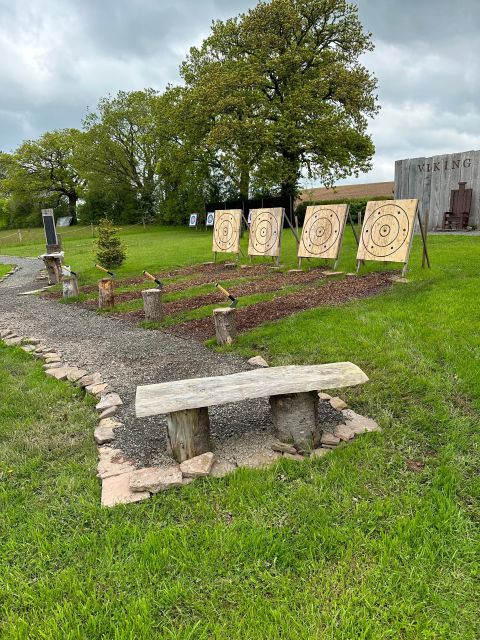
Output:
213,307,236,345
165,407,212,462
62,275,79,298
141,288,162,322
43,256,62,285
98,278,115,309
269,391,320,452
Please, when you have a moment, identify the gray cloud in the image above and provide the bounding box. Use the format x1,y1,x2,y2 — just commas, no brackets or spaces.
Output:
1,0,478,186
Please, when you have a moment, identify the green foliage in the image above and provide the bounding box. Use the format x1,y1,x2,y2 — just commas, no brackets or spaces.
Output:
295,195,392,224
0,198,8,229
95,218,126,268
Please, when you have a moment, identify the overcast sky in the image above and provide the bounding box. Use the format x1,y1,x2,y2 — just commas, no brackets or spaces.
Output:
1,0,479,186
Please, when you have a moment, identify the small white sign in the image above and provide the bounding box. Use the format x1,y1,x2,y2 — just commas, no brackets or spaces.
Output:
247,210,253,224
189,213,198,227
206,212,215,226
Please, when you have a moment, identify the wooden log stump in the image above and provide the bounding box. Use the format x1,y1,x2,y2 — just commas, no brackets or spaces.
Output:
62,275,79,298
213,307,236,345
142,288,162,322
166,407,212,462
269,391,320,452
42,256,62,285
98,278,115,309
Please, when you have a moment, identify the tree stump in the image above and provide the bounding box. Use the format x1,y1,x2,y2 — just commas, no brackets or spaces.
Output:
42,256,62,285
269,391,320,452
98,278,115,309
213,307,236,345
165,407,212,462
62,275,79,298
142,288,162,322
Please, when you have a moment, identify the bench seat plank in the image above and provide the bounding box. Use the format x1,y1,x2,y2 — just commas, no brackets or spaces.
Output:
135,363,368,418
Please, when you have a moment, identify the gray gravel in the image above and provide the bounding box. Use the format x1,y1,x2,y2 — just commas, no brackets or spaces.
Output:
0,255,343,467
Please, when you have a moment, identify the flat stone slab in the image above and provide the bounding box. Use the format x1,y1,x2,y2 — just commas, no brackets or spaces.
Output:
101,473,150,507
78,372,102,388
96,393,123,412
236,451,281,469
342,409,381,433
311,448,329,458
271,441,297,455
283,452,304,461
98,406,118,420
180,452,215,478
4,336,23,346
45,367,70,380
329,397,348,411
94,426,116,445
320,433,341,446
86,382,109,396
210,459,237,478
98,417,123,430
333,424,356,441
318,392,332,401
247,355,269,368
129,466,183,493
97,447,134,479
66,368,88,382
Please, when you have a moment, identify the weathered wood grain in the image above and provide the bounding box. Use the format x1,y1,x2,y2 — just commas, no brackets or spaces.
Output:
298,204,349,259
356,199,418,264
248,208,284,257
135,363,368,417
212,209,242,254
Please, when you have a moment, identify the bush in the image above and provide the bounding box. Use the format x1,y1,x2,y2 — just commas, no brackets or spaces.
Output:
295,196,392,226
95,218,126,269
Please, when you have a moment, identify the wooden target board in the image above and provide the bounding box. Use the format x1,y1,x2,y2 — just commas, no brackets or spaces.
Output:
212,209,242,254
248,208,284,257
356,199,418,264
298,204,348,260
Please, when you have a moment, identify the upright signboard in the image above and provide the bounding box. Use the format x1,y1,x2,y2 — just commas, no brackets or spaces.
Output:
42,209,60,253
298,204,349,266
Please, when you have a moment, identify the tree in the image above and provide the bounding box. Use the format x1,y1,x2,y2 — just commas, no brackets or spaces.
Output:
95,218,126,269
80,89,178,220
0,129,84,223
181,0,379,199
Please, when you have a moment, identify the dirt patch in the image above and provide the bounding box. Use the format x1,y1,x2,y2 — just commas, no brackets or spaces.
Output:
164,272,394,341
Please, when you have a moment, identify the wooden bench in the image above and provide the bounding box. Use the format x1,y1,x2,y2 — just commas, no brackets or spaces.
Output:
135,363,368,462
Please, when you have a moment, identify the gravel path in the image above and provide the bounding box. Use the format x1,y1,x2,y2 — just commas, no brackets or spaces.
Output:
0,255,298,467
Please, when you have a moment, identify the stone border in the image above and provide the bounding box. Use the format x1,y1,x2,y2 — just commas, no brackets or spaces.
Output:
0,265,19,283
0,330,381,508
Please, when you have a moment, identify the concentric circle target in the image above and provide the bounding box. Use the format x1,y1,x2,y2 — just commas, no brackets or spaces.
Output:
250,210,280,253
361,204,410,258
214,213,239,252
303,208,341,255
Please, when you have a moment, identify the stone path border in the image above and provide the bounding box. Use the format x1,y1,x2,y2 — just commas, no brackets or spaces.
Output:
0,327,381,507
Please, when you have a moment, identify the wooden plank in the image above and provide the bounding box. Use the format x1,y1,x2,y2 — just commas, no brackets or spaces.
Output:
248,208,284,257
212,209,242,254
298,204,348,259
135,362,368,417
356,199,418,264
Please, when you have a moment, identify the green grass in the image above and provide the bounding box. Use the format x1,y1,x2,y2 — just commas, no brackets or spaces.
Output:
1,230,479,638
0,263,13,278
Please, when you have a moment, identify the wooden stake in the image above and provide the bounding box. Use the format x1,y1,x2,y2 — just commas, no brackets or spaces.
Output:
43,256,62,284
141,288,162,322
62,275,79,298
166,407,212,462
213,307,237,345
98,278,115,309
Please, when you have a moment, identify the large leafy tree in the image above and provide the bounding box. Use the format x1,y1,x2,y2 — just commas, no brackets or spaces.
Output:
79,89,178,220
0,128,84,223
181,0,379,199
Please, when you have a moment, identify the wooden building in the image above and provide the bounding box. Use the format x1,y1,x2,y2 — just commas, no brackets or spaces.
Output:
395,150,480,230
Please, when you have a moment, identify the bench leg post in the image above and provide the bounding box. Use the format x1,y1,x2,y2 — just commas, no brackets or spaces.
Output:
269,391,320,452
166,407,212,463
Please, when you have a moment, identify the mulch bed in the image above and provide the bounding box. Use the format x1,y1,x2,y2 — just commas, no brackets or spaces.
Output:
163,272,394,341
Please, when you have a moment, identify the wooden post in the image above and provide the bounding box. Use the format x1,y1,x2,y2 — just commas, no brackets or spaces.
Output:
269,390,320,452
98,278,115,309
43,256,62,285
213,307,236,345
62,275,79,298
141,288,162,322
166,407,212,462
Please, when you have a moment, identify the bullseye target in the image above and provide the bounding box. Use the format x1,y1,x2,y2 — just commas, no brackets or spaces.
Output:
248,208,284,257
356,199,418,264
212,209,242,254
298,204,348,259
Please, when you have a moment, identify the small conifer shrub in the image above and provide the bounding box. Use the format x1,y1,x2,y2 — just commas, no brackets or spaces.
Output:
95,218,126,269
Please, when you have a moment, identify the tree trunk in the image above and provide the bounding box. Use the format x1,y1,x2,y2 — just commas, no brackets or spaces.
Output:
166,407,212,462
269,391,320,452
68,193,78,224
98,278,115,309
141,288,162,322
62,275,79,298
213,308,236,345
43,256,62,285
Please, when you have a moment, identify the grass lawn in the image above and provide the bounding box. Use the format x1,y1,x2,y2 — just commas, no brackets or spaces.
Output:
1,228,479,638
0,263,12,278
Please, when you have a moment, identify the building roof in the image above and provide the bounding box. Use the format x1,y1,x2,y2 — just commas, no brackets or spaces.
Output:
297,181,394,203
